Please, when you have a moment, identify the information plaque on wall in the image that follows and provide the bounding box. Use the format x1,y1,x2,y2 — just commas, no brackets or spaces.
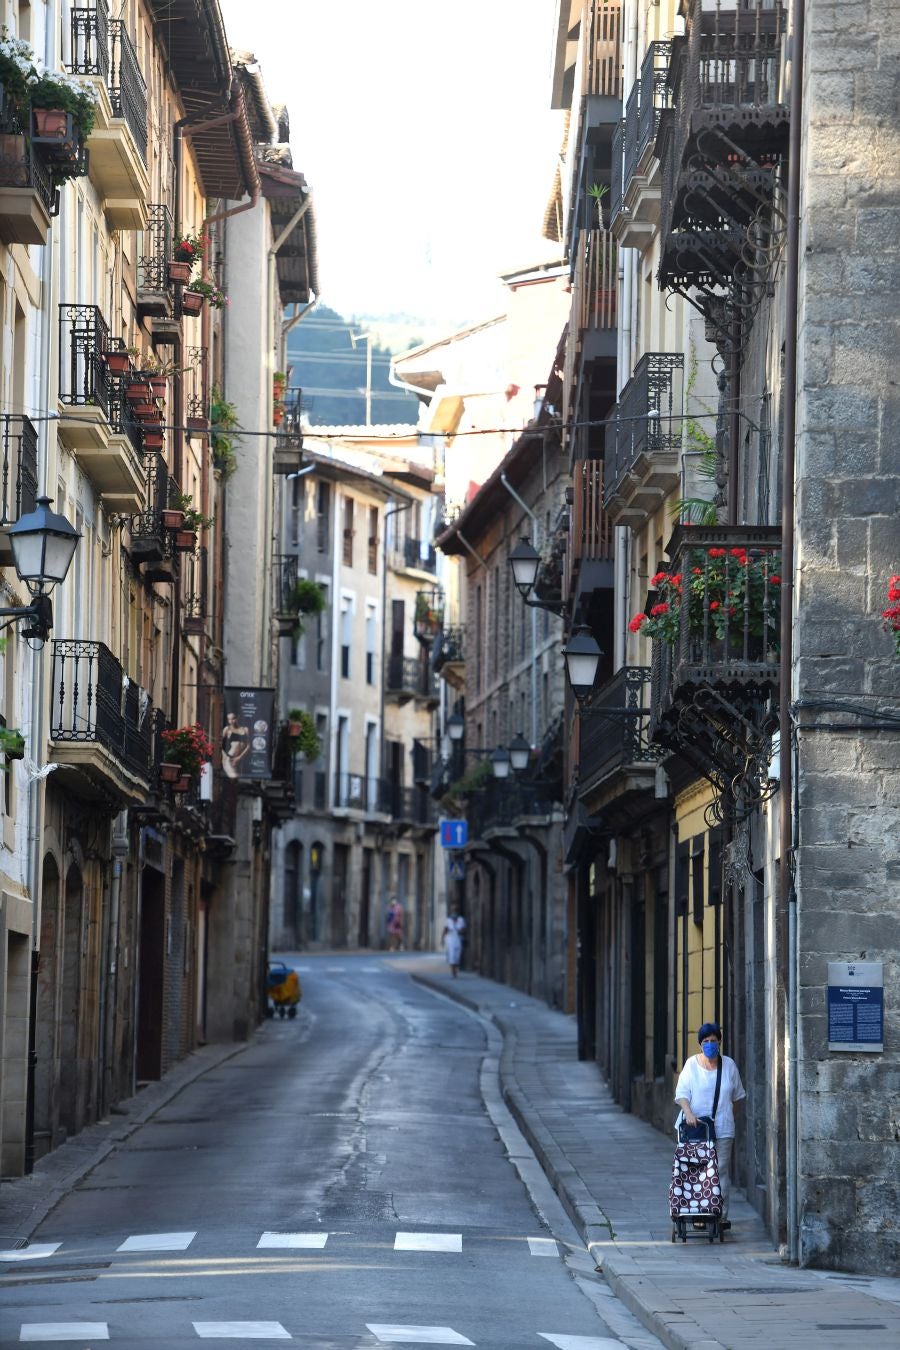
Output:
827,961,883,1052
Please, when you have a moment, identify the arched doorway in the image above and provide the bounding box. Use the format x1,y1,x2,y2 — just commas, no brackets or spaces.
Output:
58,862,84,1138
34,854,60,1159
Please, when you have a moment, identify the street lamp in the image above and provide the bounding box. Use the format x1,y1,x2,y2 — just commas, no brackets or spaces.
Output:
562,625,603,703
509,536,541,598
447,712,465,742
0,497,81,640
489,746,510,780
508,731,531,773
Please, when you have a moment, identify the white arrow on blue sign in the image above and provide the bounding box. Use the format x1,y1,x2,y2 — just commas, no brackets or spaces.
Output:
439,818,468,849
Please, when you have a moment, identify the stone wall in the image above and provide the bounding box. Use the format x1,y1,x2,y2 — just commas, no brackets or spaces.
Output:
794,0,900,1272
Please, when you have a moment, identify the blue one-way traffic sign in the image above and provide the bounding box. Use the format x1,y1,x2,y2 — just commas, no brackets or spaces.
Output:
439,818,468,849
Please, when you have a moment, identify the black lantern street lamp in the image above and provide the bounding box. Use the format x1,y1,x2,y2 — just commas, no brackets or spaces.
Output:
0,496,81,640
447,712,465,742
489,745,511,780
509,536,541,599
508,732,531,773
562,625,603,703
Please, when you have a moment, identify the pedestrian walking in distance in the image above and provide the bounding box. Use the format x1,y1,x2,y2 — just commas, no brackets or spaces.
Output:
442,904,466,978
386,897,404,951
674,1022,745,1230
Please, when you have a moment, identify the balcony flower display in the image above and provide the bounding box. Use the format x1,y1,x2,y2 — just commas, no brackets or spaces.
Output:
287,709,320,760
414,590,442,640
0,31,98,181
173,231,207,266
630,547,781,653
187,278,229,310
161,723,213,780
881,575,900,655
286,578,326,637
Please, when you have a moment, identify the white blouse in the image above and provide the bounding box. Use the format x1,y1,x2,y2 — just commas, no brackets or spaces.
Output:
674,1053,746,1138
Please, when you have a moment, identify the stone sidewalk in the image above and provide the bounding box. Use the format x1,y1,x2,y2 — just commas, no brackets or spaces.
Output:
409,958,900,1350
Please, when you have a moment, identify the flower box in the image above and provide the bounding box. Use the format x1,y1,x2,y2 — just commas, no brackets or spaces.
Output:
126,381,152,402
0,132,29,187
167,259,192,285
174,529,197,552
186,416,209,436
183,616,204,635
149,376,167,399
142,432,164,450
161,509,184,530
102,350,131,376
159,762,181,783
173,775,192,793
32,108,70,139
182,290,203,315
132,402,157,419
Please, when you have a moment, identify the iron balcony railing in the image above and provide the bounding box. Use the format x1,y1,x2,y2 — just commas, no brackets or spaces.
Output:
604,352,684,503
648,526,782,728
0,123,56,216
183,545,208,626
138,202,173,293
58,303,111,417
334,773,384,813
385,654,434,700
0,415,38,526
383,783,434,827
69,5,148,162
609,119,624,226
130,450,170,553
273,553,299,613
637,41,671,164
578,666,659,789
402,537,437,573
622,81,641,194
49,640,156,781
467,780,556,835
432,624,464,672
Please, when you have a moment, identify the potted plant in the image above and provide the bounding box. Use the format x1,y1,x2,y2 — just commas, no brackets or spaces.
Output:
186,414,209,436
881,575,900,655
286,709,320,760
188,278,229,310
173,230,207,267
210,385,240,478
143,432,164,451
174,529,197,552
173,774,192,792
101,348,131,377
159,761,181,783
0,726,25,761
587,182,608,227
285,578,326,636
126,378,152,403
160,722,213,782
161,502,184,529
414,591,443,640
181,289,204,315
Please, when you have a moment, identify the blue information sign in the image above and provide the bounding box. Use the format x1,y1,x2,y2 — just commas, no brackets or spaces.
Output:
827,961,884,1052
439,818,468,849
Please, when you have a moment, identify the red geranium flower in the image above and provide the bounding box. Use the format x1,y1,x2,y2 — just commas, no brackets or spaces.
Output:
628,614,647,633
710,601,720,611
769,575,781,585
650,603,669,617
708,547,726,558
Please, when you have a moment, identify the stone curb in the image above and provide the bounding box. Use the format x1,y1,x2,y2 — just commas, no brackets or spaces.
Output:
411,971,723,1350
0,1036,255,1246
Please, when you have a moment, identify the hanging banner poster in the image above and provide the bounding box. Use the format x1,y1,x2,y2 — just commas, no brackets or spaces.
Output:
222,687,276,780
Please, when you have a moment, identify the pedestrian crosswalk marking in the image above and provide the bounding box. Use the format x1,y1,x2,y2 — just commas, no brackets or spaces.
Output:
366,1327,474,1346
20,1324,109,1342
538,1336,624,1349
193,1323,291,1339
257,1231,329,1248
117,1230,196,1252
0,1243,61,1261
394,1232,462,1252
527,1236,560,1256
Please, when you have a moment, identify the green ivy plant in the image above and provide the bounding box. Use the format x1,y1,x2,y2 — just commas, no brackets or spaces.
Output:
288,579,326,636
210,385,241,479
287,708,320,759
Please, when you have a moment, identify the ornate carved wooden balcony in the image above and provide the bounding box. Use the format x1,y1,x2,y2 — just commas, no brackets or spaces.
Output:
648,525,781,821
565,457,614,608
575,228,617,362
657,0,788,291
604,352,683,526
49,640,156,802
581,0,624,136
70,2,149,227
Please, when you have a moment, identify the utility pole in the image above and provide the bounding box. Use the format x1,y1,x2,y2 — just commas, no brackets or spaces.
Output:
350,330,375,427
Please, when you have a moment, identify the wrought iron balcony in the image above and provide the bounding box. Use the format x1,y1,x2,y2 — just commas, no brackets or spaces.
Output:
397,537,437,574
130,451,172,570
622,81,641,198
274,391,304,475
577,666,659,799
0,415,38,528
658,1,788,290
609,119,624,227
59,303,112,419
138,203,174,308
109,21,147,160
272,553,299,634
414,588,443,643
603,352,684,525
638,41,671,163
0,119,57,244
183,546,208,634
334,773,384,814
467,780,556,837
49,640,156,797
432,625,465,676
611,43,672,245
385,654,434,703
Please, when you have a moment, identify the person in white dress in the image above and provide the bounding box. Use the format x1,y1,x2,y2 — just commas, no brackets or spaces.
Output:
442,905,466,978
675,1021,745,1228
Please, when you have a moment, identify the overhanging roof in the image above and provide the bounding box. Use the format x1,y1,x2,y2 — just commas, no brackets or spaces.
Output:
260,162,319,303
149,1,256,198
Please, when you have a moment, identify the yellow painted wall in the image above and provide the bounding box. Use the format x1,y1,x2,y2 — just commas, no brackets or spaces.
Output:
674,779,724,1062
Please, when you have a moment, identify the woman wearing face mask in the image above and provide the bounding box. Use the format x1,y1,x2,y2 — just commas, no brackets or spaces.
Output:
675,1022,745,1229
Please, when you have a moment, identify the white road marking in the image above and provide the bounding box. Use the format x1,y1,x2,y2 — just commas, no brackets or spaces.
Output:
362,965,384,972
193,1323,291,1339
295,965,312,972
366,1327,474,1346
0,1243,61,1261
257,1231,329,1248
527,1236,560,1256
20,1325,109,1342
326,966,345,972
117,1230,196,1252
394,1232,462,1252
538,1336,624,1349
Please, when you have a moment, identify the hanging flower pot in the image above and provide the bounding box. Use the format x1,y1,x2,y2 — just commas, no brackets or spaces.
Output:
160,761,181,783
183,615,204,635
149,376,167,399
173,774,193,793
174,529,197,552
272,406,284,427
167,259,192,285
161,508,184,530
126,381,152,402
32,108,71,140
142,432,164,450
132,402,157,419
102,350,131,377
287,720,302,738
186,416,209,436
182,290,204,315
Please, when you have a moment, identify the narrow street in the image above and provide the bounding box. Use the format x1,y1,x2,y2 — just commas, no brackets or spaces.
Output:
0,956,657,1350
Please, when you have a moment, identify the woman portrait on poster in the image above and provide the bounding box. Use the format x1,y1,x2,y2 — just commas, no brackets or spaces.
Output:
222,710,250,779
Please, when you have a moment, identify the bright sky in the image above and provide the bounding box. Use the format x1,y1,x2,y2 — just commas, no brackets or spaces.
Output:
218,0,564,330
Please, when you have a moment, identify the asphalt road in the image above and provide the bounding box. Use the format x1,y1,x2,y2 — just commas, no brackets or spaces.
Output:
0,954,659,1350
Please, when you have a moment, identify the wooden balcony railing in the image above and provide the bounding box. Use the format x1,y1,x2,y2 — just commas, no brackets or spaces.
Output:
578,228,617,335
581,0,623,100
